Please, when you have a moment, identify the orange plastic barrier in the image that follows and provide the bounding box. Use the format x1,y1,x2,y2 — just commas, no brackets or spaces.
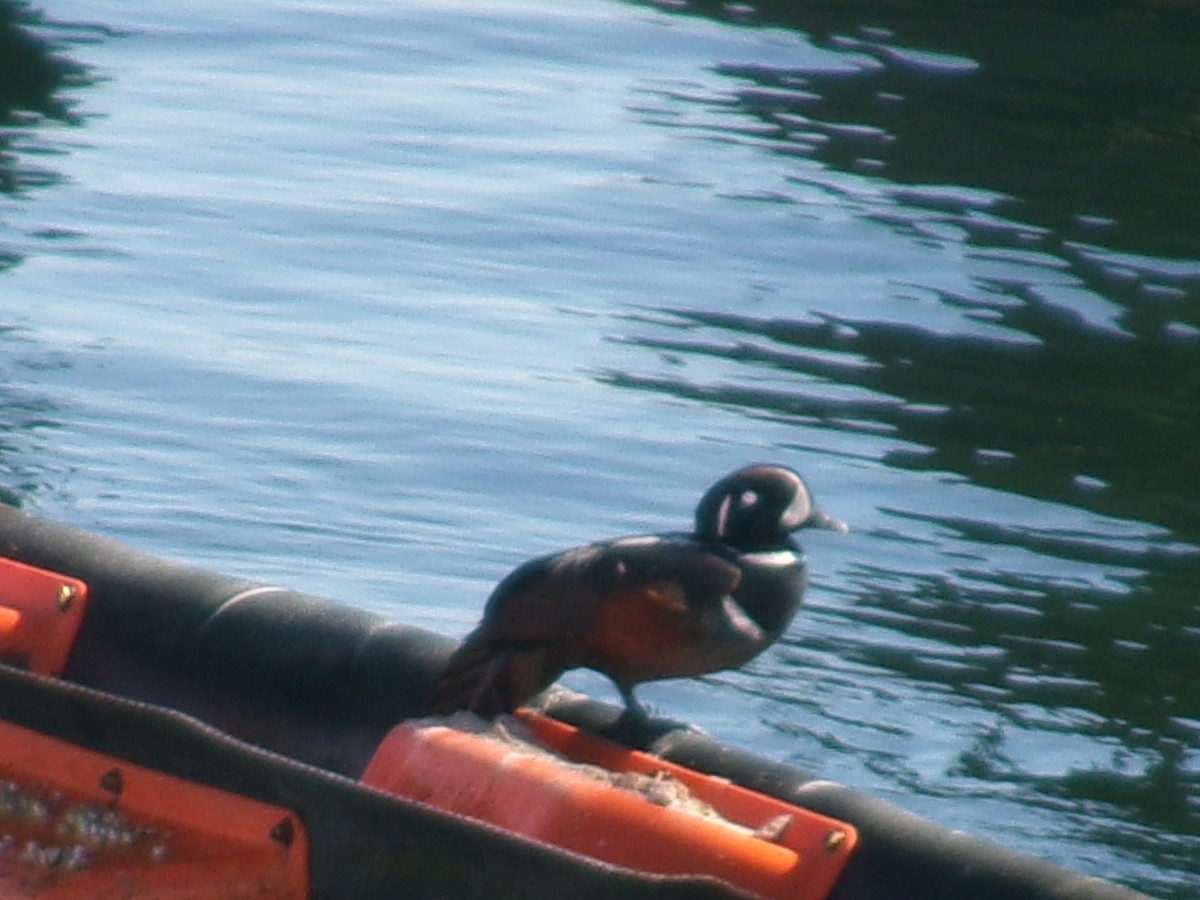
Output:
0,557,88,676
362,711,857,900
0,720,308,899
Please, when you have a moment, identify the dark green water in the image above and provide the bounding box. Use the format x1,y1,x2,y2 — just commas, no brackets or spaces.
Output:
2,1,1198,895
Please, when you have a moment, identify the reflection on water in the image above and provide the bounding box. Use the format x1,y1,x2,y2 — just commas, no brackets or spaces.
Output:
0,2,91,502
608,301,1200,536
648,0,1200,259
0,1,97,269
611,2,1200,890
0,353,63,510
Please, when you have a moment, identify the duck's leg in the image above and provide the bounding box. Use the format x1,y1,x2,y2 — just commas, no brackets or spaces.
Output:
616,684,652,739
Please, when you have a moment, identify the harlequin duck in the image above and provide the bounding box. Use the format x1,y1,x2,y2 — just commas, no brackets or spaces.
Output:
430,464,844,722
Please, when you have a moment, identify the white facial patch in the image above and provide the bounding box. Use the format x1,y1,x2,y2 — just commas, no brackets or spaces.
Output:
714,494,732,540
779,474,812,530
721,595,764,641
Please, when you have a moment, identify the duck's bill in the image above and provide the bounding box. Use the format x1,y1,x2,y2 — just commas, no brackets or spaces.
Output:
805,509,849,533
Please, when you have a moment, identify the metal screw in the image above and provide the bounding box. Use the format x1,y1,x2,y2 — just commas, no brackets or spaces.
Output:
823,829,847,853
269,817,295,849
56,584,76,612
98,768,123,799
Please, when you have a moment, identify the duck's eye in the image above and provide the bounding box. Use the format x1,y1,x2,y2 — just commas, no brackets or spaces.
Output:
739,490,759,508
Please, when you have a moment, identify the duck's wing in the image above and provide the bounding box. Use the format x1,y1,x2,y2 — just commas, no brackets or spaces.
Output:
428,539,741,717
467,538,744,643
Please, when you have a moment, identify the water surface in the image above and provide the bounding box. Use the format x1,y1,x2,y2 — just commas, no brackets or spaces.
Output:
2,1,1198,895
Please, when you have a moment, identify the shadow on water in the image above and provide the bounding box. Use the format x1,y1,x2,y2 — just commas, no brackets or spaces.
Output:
612,1,1199,890
0,1,100,504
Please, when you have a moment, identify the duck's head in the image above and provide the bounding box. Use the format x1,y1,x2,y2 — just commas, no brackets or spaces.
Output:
694,464,845,551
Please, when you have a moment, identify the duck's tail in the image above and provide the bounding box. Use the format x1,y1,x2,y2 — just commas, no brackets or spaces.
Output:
427,633,559,718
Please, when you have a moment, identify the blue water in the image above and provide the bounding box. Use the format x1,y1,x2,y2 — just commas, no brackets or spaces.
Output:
3,1,1198,895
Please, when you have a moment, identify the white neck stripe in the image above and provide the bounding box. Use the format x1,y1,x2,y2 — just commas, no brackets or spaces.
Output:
739,549,801,567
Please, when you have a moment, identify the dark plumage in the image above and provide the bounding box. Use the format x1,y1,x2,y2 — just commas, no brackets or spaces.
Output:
429,464,843,721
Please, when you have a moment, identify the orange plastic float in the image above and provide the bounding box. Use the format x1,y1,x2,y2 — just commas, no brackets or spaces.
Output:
362,710,858,900
0,557,309,897
0,720,309,899
0,557,88,676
